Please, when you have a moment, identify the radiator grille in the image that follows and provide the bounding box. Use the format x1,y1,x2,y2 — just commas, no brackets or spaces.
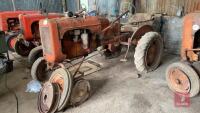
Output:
40,27,52,54
0,18,3,31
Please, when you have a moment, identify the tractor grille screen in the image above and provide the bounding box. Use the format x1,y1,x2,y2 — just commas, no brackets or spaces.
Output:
0,18,2,31
40,27,52,54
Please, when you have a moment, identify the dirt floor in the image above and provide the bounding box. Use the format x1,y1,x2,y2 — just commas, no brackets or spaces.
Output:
0,50,200,113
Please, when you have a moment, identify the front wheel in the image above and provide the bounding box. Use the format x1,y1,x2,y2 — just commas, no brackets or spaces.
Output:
28,46,43,68
31,57,50,82
14,39,35,57
134,32,163,73
166,62,200,97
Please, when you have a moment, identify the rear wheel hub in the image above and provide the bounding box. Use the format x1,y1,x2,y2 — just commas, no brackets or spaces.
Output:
168,68,190,93
38,82,61,113
49,68,73,111
166,62,200,97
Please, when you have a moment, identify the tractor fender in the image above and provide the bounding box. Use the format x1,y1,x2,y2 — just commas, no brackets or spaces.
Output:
133,25,154,38
132,25,154,45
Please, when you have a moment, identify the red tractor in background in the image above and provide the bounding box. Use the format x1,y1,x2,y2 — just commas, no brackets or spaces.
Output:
0,11,38,33
33,10,163,112
0,11,38,50
6,13,63,67
166,12,200,97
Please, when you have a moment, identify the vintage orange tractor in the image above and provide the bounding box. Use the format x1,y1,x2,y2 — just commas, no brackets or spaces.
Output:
32,10,163,112
6,13,63,66
166,12,200,97
0,11,38,51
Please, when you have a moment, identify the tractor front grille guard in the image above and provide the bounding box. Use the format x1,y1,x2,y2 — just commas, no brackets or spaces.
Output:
40,27,52,55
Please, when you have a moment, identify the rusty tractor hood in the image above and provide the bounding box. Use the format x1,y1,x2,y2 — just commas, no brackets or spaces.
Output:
19,13,63,40
0,11,39,31
49,16,110,38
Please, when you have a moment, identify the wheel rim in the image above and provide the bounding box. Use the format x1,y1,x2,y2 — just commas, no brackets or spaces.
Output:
50,73,65,91
15,39,35,56
168,68,191,94
36,60,49,82
145,38,161,69
70,79,91,105
38,82,56,113
49,68,72,111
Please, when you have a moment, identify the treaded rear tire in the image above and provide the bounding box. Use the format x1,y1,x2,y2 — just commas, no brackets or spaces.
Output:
28,46,43,68
134,32,163,73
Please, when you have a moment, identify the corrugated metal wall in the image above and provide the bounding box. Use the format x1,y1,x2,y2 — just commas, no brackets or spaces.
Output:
135,0,200,16
66,0,200,16
0,0,63,12
67,0,120,16
1,0,200,15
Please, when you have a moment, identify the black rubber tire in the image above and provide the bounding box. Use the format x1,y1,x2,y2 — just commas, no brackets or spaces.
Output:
31,57,49,82
166,62,200,97
28,46,43,68
134,32,163,73
14,39,35,57
5,33,19,52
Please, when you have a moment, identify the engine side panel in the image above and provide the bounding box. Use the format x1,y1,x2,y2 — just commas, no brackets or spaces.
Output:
0,11,38,32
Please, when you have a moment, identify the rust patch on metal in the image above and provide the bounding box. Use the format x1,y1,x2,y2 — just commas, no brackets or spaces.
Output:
38,82,61,113
168,68,190,94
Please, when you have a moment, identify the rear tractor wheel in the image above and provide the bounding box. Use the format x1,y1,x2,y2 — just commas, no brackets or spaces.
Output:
166,62,200,97
134,32,163,73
